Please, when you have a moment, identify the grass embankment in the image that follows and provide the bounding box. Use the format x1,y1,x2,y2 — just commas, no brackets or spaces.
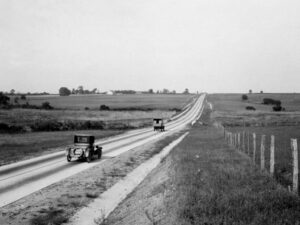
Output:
170,108,300,224
0,130,123,166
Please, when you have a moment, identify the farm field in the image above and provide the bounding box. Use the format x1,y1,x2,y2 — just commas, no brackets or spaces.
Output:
24,94,194,110
0,94,194,165
209,93,300,187
0,130,123,166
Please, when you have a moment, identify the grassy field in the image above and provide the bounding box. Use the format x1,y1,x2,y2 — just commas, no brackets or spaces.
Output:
209,93,300,188
0,130,123,166
168,106,300,225
24,94,194,110
0,109,174,128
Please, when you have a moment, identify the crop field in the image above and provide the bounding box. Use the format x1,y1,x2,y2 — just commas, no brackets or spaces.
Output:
25,94,194,110
209,93,300,187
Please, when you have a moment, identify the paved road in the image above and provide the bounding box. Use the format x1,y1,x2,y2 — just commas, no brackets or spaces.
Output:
0,94,206,208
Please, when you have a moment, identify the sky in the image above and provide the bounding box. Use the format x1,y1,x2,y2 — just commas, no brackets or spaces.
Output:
0,0,300,93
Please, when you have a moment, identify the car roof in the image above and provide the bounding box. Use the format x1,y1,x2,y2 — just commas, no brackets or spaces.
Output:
75,134,94,137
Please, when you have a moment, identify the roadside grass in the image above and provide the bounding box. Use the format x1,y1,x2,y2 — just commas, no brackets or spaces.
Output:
25,94,194,110
0,129,123,166
30,208,68,225
170,116,300,224
209,94,300,188
226,126,300,187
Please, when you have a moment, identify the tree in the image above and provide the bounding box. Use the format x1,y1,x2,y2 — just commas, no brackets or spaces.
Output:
242,94,248,101
148,89,154,94
183,88,189,94
20,94,26,100
0,92,10,105
10,89,15,95
260,90,263,94
59,87,71,96
162,88,169,94
77,86,84,95
249,89,252,94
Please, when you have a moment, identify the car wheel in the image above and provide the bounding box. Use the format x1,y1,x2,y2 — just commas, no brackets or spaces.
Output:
97,148,102,159
67,155,71,162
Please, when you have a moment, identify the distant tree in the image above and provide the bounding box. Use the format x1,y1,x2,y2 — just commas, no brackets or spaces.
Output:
14,97,19,104
249,89,252,94
100,105,110,110
77,86,84,94
273,105,283,112
183,88,189,94
162,88,169,94
71,88,76,95
59,87,71,96
242,94,248,101
91,88,97,94
10,89,15,95
148,89,154,94
41,102,53,110
172,90,176,94
0,92,10,105
20,94,26,100
260,90,263,94
246,106,256,111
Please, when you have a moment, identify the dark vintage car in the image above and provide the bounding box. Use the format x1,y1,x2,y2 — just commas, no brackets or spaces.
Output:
153,118,165,131
66,134,102,162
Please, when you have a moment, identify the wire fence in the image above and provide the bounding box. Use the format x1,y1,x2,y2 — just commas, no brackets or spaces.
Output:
213,122,299,194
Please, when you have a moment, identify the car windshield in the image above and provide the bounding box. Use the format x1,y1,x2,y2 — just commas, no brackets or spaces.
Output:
76,136,89,143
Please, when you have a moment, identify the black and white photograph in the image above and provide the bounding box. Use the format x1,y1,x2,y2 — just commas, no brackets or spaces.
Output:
1,0,300,224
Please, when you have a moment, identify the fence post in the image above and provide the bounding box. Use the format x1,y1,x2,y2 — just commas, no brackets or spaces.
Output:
247,132,250,155
253,133,256,163
242,131,245,152
270,135,275,175
291,139,298,194
238,133,241,150
260,135,265,170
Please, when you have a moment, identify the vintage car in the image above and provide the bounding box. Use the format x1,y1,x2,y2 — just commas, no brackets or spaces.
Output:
66,134,102,162
153,118,165,131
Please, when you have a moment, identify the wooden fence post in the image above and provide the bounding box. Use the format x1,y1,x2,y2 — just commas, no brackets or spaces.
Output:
260,135,265,170
238,133,241,150
270,135,275,175
243,131,245,152
291,139,298,194
253,133,256,163
247,132,250,155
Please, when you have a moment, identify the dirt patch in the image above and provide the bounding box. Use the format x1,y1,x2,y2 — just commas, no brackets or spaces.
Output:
0,130,186,225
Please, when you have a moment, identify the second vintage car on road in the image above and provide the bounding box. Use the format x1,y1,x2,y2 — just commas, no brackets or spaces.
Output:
66,134,102,162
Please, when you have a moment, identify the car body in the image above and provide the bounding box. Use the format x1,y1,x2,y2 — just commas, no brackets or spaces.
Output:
66,134,102,162
153,118,165,131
